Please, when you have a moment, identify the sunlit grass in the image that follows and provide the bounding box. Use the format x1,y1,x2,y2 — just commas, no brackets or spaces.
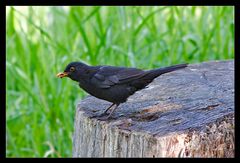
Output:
6,6,234,157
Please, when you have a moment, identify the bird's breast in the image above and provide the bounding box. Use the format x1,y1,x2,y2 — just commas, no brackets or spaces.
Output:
78,81,132,103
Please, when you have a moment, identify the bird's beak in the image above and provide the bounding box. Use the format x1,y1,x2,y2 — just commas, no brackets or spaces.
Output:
56,72,69,78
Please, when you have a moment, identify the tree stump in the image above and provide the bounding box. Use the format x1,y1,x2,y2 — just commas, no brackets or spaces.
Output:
72,60,234,158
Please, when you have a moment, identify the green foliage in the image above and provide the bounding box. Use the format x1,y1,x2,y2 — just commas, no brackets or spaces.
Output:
6,6,234,157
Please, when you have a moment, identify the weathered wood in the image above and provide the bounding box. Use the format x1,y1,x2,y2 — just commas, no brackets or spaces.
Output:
73,60,234,158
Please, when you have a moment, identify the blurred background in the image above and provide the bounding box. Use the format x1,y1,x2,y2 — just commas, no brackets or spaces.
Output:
6,6,234,157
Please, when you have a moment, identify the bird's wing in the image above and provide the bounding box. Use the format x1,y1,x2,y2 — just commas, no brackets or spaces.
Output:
91,66,146,88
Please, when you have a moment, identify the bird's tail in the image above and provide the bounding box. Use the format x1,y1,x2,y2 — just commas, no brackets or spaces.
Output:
145,63,188,79
130,63,188,90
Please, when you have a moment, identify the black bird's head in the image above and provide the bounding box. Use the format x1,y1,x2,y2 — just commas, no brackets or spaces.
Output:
56,61,88,82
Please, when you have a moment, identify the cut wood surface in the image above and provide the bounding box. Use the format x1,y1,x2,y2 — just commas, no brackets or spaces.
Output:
73,60,234,158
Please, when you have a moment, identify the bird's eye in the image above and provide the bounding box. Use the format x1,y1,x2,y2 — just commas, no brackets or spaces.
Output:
70,67,75,72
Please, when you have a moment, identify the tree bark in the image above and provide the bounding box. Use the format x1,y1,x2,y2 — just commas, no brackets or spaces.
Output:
73,60,234,158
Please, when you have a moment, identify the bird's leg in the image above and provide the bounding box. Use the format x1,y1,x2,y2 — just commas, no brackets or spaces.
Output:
90,103,115,118
106,104,120,119
103,103,115,114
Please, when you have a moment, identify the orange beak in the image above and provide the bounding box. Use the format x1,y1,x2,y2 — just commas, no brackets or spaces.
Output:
56,72,69,78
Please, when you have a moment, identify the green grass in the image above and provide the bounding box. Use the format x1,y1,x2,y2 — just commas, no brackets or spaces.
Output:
6,6,234,157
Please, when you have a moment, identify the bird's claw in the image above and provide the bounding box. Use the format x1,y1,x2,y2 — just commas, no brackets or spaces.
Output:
89,111,108,118
97,116,110,121
89,112,115,121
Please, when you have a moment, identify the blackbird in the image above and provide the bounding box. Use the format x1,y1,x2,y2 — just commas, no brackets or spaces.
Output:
57,62,187,119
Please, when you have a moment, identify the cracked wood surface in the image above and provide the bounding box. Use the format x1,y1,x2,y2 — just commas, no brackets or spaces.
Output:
73,60,234,157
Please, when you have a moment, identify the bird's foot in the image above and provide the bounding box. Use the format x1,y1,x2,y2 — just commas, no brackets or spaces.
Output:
97,116,111,121
90,112,114,120
89,111,109,118
90,104,119,120
89,112,105,118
